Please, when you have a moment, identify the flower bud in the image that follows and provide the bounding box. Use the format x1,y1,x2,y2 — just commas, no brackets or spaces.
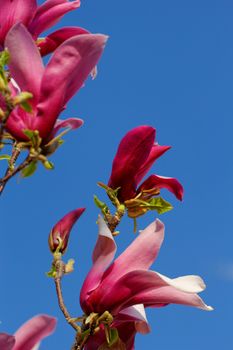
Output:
48,208,85,254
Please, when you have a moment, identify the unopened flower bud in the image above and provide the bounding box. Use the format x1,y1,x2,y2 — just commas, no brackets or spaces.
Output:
48,208,85,254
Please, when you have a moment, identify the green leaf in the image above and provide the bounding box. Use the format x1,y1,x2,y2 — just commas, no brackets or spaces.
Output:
21,161,37,178
46,266,57,278
108,328,119,346
43,160,54,170
94,195,109,214
0,50,10,67
23,129,35,140
20,100,32,113
147,196,173,214
0,154,11,161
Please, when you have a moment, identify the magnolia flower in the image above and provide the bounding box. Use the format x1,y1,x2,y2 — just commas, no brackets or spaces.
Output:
49,208,85,254
4,23,107,142
107,126,183,218
0,314,56,350
0,0,81,52
79,217,212,349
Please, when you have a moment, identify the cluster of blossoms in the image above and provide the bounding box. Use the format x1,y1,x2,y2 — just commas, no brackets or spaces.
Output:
0,1,212,350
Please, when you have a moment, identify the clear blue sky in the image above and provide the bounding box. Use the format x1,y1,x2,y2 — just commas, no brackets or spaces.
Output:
1,0,233,349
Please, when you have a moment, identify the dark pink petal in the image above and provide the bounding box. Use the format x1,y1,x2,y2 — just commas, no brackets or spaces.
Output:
36,33,107,139
0,333,15,350
5,24,44,103
86,220,164,312
0,0,37,45
80,216,117,313
108,126,156,201
49,208,85,253
138,174,184,201
135,144,171,185
38,26,90,56
50,117,84,138
14,314,57,350
29,0,80,38
6,107,35,141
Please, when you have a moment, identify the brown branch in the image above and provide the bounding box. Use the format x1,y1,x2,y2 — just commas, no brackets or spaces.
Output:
53,259,81,333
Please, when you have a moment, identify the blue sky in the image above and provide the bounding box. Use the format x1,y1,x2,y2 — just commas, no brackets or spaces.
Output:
1,0,233,349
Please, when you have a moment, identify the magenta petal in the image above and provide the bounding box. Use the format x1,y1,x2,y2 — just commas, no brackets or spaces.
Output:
29,0,80,37
0,0,37,45
0,333,15,350
36,33,107,139
108,126,156,201
14,314,57,350
38,26,90,56
138,174,184,201
50,117,84,139
80,216,117,313
5,24,44,103
49,208,85,253
135,144,171,184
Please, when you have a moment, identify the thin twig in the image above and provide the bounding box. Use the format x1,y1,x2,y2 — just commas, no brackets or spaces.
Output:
54,259,81,333
0,154,31,195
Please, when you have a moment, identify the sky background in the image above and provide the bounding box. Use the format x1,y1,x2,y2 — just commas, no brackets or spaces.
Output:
1,0,233,349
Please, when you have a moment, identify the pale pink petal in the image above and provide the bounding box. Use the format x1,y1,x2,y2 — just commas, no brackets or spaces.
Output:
5,24,44,103
98,219,164,291
0,333,15,350
117,304,150,334
36,33,107,139
80,216,117,313
0,0,37,45
14,315,57,350
29,0,80,38
135,144,171,184
138,174,184,201
37,26,90,56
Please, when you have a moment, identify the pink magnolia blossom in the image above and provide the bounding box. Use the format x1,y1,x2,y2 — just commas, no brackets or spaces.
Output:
0,0,81,52
49,207,85,253
80,217,212,349
4,23,107,142
108,126,184,204
0,314,56,350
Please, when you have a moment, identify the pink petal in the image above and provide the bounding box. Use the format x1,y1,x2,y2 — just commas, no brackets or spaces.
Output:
138,174,184,201
92,269,212,314
108,126,156,201
86,220,164,312
80,216,117,313
36,33,107,139
121,271,213,312
14,314,57,350
50,117,84,138
135,144,171,185
5,24,44,103
0,0,37,45
38,26,90,56
0,333,15,350
29,0,80,38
